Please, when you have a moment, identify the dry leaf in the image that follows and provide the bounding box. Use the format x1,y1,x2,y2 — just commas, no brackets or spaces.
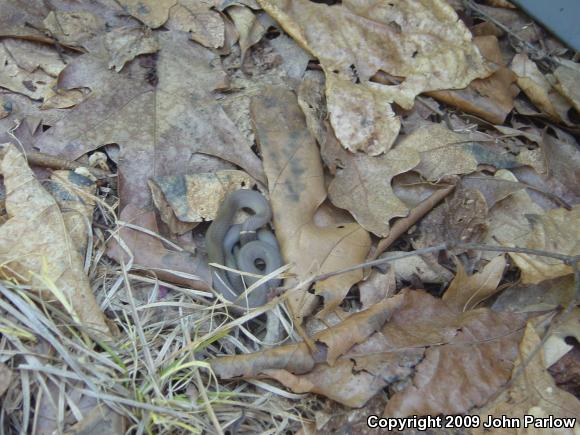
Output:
166,0,226,49
0,144,111,340
258,0,489,153
443,255,506,312
35,30,264,212
116,0,176,28
251,87,371,319
474,323,580,434
543,308,580,368
227,6,266,61
384,290,525,417
509,205,580,284
0,39,67,101
103,26,159,71
511,53,574,124
46,170,97,259
553,59,580,112
148,170,255,234
43,11,106,47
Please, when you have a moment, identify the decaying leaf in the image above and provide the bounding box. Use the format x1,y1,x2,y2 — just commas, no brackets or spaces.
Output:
474,323,580,434
509,205,580,284
443,255,506,312
251,87,371,319
258,0,490,153
149,170,255,234
0,144,111,340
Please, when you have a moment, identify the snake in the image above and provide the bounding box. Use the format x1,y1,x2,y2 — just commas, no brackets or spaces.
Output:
206,189,282,308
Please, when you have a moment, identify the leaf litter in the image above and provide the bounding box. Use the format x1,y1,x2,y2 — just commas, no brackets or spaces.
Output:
0,0,579,433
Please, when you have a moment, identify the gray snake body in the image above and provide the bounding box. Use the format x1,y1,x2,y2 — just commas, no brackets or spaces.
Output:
206,190,282,308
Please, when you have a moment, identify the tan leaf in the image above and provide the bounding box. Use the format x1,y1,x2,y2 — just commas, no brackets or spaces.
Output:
167,0,225,49
443,255,506,312
258,0,489,153
327,141,419,237
509,205,580,284
103,26,159,71
227,6,266,60
325,73,400,155
553,59,580,113
43,11,106,47
511,53,573,123
251,87,371,319
0,144,111,340
0,39,67,100
148,170,255,234
116,0,176,28
543,308,580,368
474,323,580,435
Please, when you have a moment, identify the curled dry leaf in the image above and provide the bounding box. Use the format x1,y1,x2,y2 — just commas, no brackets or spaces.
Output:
258,0,489,154
116,0,176,29
211,293,420,408
509,205,580,284
148,170,255,234
0,144,111,340
474,323,580,435
251,87,371,319
443,255,506,312
511,53,574,124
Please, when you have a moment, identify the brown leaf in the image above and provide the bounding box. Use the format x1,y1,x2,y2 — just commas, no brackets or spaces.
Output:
553,59,580,112
103,26,159,72
35,31,265,213
149,170,255,235
210,293,406,379
511,53,574,124
0,144,111,340
509,205,580,284
227,5,266,61
384,291,525,417
43,11,106,47
474,323,580,435
116,0,176,28
443,255,506,312
251,87,371,319
258,0,489,153
166,0,226,49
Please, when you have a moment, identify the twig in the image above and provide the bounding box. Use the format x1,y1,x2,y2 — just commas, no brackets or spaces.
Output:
370,179,458,260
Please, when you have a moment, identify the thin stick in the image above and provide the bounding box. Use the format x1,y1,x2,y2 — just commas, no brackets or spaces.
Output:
371,180,458,260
